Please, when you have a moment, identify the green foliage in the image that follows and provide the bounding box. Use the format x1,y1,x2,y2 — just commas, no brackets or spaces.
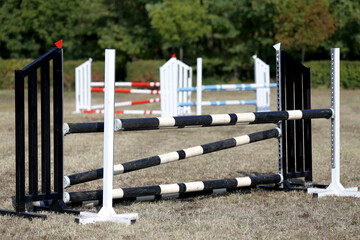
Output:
97,0,160,59
0,0,83,59
274,0,337,62
126,59,164,83
0,58,33,88
0,0,360,84
305,60,360,89
147,0,210,50
326,0,360,60
202,0,277,79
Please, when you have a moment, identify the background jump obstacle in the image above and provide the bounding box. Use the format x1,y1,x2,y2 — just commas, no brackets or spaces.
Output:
75,55,275,117
75,58,161,115
160,55,276,117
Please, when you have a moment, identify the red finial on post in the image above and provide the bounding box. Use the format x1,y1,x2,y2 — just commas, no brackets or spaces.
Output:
171,54,176,58
55,40,63,48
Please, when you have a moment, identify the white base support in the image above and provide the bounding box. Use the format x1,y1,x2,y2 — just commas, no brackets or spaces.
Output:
308,183,360,198
75,209,138,225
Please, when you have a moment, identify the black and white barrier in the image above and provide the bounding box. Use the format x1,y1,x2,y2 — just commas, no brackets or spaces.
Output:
64,174,282,203
307,48,360,198
64,128,281,187
63,109,333,134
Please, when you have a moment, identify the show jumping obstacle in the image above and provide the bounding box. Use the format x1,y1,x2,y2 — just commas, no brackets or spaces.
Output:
75,58,161,115
62,45,359,206
160,55,276,117
75,55,275,117
1,43,359,222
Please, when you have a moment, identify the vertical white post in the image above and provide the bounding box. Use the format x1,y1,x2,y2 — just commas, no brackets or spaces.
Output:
79,66,84,109
100,49,116,214
86,58,92,110
75,50,138,224
332,48,341,186
75,67,80,113
160,66,165,117
178,64,184,115
308,48,360,198
187,66,192,114
172,60,178,116
196,58,202,115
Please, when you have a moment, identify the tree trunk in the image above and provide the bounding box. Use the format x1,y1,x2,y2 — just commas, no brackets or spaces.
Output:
180,47,184,62
233,65,239,80
301,46,306,63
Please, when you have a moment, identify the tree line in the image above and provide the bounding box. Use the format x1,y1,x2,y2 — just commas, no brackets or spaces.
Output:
0,0,359,80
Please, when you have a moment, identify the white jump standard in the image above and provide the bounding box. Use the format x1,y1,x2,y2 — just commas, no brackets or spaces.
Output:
75,58,161,115
307,48,360,198
164,56,275,115
74,50,138,225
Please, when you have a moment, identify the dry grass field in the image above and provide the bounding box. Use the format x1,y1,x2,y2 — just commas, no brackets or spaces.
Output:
0,88,359,239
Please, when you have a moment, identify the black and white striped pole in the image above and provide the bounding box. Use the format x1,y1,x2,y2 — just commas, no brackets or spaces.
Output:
63,109,332,134
308,48,360,198
64,174,283,203
74,50,138,224
63,128,281,187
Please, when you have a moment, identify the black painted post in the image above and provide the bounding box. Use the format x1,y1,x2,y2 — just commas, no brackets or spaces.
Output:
15,70,25,213
303,67,312,182
53,49,64,201
28,70,38,196
41,61,51,196
294,64,304,173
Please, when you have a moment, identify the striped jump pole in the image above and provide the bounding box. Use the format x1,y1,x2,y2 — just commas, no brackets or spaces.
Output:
63,109,333,135
69,185,261,207
179,100,257,107
179,83,277,92
91,82,160,87
64,174,282,203
88,98,161,110
64,128,281,188
82,109,162,115
92,87,160,95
